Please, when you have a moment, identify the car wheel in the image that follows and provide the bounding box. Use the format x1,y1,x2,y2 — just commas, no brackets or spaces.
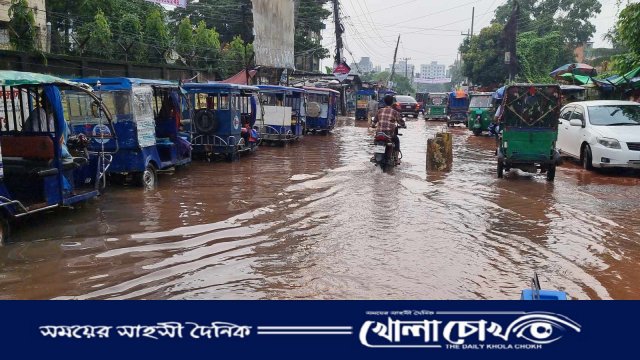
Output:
582,145,593,170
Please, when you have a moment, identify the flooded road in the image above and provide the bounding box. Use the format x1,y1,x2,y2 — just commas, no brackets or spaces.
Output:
1,117,640,300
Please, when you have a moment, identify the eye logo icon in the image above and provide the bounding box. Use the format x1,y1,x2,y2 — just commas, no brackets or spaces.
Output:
509,313,581,345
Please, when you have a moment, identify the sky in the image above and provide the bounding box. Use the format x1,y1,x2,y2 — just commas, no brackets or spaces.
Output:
320,0,633,72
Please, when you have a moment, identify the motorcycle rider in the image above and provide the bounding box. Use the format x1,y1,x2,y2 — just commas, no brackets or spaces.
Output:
372,94,406,159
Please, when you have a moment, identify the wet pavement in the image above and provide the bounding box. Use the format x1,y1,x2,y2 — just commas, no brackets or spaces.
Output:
1,116,640,300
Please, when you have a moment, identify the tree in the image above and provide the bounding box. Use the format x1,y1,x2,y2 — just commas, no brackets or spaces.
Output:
8,0,38,52
611,2,640,72
193,21,222,71
144,9,171,63
115,13,147,62
492,0,602,46
77,10,113,59
170,0,253,44
517,31,574,83
175,18,195,63
461,24,509,86
221,35,253,78
361,71,415,95
295,0,331,67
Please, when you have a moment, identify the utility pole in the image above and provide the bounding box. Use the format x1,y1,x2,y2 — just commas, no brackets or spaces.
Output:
400,57,411,79
241,4,250,85
388,35,401,88
333,0,346,115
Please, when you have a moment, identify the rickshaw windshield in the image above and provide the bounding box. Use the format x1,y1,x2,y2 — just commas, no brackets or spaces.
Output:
469,96,492,108
308,93,328,104
63,90,110,125
93,90,131,120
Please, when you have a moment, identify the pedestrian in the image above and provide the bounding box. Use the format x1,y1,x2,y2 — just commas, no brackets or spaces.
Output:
367,94,378,126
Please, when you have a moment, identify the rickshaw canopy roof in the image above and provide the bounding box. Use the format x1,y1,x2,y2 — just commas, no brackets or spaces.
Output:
183,82,259,93
73,77,178,90
0,70,86,88
356,89,376,95
257,85,306,94
303,86,340,95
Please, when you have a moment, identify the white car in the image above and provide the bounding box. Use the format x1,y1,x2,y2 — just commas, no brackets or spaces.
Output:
557,100,640,169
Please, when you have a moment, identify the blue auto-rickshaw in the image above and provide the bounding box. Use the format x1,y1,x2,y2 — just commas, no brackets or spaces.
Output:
447,90,470,127
303,87,339,134
378,89,396,108
73,77,191,188
183,83,261,161
256,85,305,143
0,70,115,243
355,89,376,120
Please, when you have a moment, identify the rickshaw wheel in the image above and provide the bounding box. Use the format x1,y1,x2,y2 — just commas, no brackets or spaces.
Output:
473,129,482,136
497,160,504,178
582,145,593,170
546,165,556,182
0,216,10,245
135,164,157,189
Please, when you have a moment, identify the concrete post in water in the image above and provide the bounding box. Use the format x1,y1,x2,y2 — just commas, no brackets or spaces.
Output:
426,132,453,172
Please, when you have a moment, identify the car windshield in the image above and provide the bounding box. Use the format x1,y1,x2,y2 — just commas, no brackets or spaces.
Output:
396,96,416,103
469,96,492,108
587,105,640,126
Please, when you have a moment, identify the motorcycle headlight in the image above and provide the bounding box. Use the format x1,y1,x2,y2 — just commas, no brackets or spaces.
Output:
597,137,621,149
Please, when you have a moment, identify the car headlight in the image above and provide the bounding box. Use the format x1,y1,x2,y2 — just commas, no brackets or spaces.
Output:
597,137,621,149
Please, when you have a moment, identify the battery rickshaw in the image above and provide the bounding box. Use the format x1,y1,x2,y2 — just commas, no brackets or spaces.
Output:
467,92,495,136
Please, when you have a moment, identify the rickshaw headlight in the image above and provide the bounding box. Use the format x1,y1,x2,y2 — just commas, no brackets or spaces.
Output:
597,137,621,149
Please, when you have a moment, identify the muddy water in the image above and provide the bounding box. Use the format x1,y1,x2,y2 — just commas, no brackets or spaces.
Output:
1,117,640,300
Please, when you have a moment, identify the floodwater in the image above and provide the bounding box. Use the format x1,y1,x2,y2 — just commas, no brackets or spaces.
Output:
1,117,640,300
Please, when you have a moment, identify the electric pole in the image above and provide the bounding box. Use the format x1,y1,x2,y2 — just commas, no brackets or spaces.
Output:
400,57,411,79
388,35,401,88
333,0,347,115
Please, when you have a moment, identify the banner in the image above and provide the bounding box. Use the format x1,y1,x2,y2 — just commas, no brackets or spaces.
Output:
144,0,187,8
415,77,452,84
251,0,295,69
2,300,637,359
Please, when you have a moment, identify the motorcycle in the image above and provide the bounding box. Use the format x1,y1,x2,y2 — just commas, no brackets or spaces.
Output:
371,125,405,172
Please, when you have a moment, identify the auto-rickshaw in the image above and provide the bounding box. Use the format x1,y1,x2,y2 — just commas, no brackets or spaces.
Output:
73,78,191,188
303,87,339,134
496,84,562,181
355,89,376,120
377,89,396,109
0,70,115,243
467,92,495,135
423,92,448,120
447,90,469,127
256,85,305,143
183,83,261,161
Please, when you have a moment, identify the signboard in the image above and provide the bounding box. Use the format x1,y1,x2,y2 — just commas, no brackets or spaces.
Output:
252,0,295,69
504,51,511,64
333,62,351,82
132,87,157,148
415,77,452,84
144,0,187,8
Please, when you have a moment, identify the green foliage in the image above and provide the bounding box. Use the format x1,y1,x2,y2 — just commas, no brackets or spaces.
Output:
295,0,331,61
8,0,38,52
176,18,195,61
144,10,171,63
171,0,253,44
492,0,602,45
517,31,574,83
115,14,147,62
361,71,415,94
78,10,113,59
611,2,640,72
221,36,253,78
193,21,222,71
461,24,509,86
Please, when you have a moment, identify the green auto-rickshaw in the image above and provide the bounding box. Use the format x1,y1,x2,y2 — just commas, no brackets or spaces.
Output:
424,92,448,120
496,84,562,182
467,92,495,135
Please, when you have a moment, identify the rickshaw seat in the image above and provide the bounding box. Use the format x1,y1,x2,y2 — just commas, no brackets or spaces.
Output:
0,135,55,160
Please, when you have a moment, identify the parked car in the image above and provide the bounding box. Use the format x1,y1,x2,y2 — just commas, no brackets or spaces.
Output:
557,100,640,170
393,95,419,118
